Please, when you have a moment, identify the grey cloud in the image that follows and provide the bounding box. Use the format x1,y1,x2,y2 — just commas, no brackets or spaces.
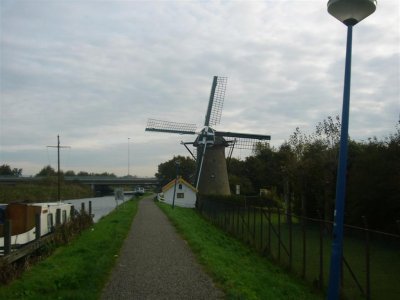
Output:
1,0,398,176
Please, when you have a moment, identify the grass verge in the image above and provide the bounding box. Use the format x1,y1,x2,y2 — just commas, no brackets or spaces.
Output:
0,197,140,300
157,202,323,300
0,181,93,203
198,204,400,299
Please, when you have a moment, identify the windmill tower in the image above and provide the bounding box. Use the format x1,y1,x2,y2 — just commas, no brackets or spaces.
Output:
146,76,271,196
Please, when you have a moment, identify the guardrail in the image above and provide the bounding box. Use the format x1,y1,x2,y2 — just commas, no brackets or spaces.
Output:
0,176,159,186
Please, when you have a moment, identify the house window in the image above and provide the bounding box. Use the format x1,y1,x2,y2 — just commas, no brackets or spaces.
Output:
62,210,67,223
177,193,184,198
178,184,183,190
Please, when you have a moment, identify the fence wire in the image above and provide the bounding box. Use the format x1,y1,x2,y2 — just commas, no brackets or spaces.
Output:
197,197,400,300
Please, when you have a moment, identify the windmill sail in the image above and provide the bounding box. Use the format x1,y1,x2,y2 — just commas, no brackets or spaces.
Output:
215,131,271,140
215,131,271,150
145,119,197,135
145,76,271,197
204,76,227,127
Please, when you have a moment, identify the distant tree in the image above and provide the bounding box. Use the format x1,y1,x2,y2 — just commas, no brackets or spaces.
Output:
76,171,116,177
64,170,76,176
0,164,12,176
228,174,255,195
97,172,117,177
0,164,23,177
153,119,400,232
155,156,196,187
346,125,400,232
227,158,255,195
77,171,90,176
36,165,57,177
283,116,340,219
122,174,138,178
13,167,23,177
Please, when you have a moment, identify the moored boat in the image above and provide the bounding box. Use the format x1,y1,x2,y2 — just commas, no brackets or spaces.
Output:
0,202,72,255
133,187,145,196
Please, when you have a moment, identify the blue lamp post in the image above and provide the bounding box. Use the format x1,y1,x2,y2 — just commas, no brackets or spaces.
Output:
327,1,377,299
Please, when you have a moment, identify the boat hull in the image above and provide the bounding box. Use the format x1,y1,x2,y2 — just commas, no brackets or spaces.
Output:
0,202,72,254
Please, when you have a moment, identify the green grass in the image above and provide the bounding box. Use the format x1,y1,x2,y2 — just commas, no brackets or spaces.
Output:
201,204,400,300
157,202,322,300
0,181,93,203
0,197,140,300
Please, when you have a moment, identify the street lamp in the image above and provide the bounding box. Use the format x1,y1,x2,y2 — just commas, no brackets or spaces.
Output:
326,1,377,299
128,138,130,176
172,159,181,209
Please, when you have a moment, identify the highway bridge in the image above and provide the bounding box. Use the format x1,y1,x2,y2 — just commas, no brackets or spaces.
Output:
0,176,160,187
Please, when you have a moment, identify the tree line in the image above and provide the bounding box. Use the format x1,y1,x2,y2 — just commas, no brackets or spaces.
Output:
0,165,117,178
156,116,399,233
0,165,22,177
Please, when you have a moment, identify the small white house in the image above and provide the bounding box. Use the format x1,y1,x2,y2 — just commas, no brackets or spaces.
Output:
162,177,197,208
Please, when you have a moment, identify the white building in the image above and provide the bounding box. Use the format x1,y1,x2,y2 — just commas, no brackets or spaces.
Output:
161,177,197,208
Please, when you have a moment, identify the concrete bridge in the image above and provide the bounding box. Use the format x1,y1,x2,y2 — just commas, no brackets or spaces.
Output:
0,176,160,187
64,176,159,187
0,176,160,196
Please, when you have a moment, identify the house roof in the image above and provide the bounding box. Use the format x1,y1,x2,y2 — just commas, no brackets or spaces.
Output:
162,177,197,193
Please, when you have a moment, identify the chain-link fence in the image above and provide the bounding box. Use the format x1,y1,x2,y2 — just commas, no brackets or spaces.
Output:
197,196,400,300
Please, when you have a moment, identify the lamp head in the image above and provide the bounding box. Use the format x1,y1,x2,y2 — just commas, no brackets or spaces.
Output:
328,0,377,26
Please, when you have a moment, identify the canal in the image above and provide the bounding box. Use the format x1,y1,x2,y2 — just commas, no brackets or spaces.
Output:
66,195,128,222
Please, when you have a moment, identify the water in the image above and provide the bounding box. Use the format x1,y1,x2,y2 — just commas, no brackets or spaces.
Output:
65,196,126,222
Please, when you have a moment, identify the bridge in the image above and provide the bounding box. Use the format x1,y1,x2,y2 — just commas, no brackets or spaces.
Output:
0,176,160,187
64,176,159,186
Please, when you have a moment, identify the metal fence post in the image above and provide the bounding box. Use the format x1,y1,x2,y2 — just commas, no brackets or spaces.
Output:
216,202,219,227
89,201,92,218
35,213,41,240
231,205,234,233
319,211,324,290
220,203,223,228
217,203,222,227
278,208,281,262
247,206,250,243
237,205,240,236
228,205,230,230
241,206,244,239
224,204,227,230
260,207,263,251
56,208,61,225
302,213,307,279
70,205,75,219
362,216,371,300
81,202,85,213
253,206,256,247
289,207,293,271
268,205,271,253
397,220,400,234
4,219,11,255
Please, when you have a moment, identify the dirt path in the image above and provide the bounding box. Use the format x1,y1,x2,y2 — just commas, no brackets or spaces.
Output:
101,196,224,299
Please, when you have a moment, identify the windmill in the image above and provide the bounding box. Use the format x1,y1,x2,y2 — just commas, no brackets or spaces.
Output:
146,76,271,195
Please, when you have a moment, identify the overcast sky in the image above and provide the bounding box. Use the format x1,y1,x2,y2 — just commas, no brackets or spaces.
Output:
1,0,399,177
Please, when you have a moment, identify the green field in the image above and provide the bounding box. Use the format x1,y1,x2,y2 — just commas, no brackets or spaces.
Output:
200,202,400,300
0,197,139,300
157,201,322,300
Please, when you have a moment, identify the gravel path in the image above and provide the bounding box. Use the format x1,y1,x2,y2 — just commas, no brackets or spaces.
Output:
101,196,224,300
